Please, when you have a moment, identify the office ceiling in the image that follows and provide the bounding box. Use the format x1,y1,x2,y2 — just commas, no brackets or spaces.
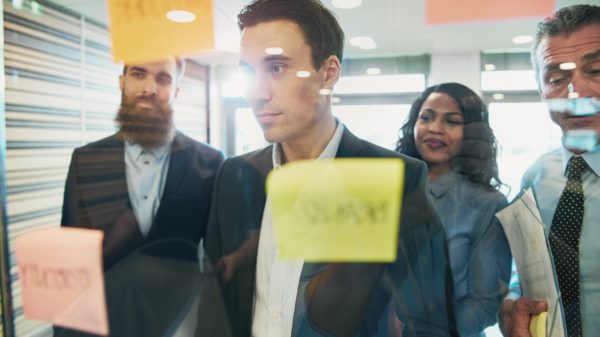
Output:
48,0,598,64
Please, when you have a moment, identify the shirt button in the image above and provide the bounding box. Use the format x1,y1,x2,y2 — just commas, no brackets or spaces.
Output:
144,161,149,165
270,311,279,320
144,196,148,200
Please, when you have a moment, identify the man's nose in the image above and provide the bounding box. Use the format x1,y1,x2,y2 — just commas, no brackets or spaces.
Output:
142,79,158,96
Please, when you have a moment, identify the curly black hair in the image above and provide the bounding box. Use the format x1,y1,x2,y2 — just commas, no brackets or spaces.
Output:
395,82,502,190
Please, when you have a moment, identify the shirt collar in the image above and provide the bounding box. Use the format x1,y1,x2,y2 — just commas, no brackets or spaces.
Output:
429,168,461,199
125,140,171,161
272,119,345,169
560,144,600,177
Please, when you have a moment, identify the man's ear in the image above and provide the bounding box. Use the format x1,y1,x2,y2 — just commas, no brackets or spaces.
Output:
119,75,124,91
321,55,341,89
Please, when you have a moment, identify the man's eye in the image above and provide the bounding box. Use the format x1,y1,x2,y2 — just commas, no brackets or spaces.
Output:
131,72,145,79
546,71,570,87
270,64,284,74
548,76,568,86
157,76,172,85
587,68,600,76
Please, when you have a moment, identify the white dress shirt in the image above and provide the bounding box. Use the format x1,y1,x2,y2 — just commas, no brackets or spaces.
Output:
124,141,171,237
252,121,345,337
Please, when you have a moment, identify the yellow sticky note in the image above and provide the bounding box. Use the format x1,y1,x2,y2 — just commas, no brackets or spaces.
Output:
15,227,108,335
267,158,404,262
108,0,215,63
529,312,547,337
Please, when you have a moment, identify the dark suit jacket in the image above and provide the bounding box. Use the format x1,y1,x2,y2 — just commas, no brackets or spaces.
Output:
61,131,224,270
198,128,458,337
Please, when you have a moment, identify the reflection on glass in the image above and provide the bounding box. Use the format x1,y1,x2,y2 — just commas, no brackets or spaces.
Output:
265,47,283,55
295,70,311,78
563,130,598,152
546,97,600,117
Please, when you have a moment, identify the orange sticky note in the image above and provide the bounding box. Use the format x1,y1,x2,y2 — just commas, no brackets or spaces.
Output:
426,0,556,24
15,227,108,336
108,0,215,63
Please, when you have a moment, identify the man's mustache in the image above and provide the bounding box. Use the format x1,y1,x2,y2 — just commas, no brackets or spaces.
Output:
127,96,161,109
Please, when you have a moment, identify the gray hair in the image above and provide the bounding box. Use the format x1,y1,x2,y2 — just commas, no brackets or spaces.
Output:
531,4,600,80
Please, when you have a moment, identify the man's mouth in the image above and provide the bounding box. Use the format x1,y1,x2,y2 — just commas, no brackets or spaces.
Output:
135,98,159,109
257,112,281,124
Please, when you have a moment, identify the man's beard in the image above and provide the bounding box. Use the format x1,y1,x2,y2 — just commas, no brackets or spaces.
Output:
115,95,174,149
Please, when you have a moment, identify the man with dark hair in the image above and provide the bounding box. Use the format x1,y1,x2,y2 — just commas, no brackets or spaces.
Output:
61,57,224,269
500,4,600,337
198,1,457,336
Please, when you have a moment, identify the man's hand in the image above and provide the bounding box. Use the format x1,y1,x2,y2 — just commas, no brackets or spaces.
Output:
500,297,548,337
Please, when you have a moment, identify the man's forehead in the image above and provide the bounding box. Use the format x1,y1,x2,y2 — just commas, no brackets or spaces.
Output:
126,59,177,73
538,25,600,64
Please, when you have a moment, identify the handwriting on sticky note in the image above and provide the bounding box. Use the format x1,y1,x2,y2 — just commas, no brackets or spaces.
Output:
529,312,547,337
19,264,91,291
108,0,214,63
267,159,404,262
15,227,108,335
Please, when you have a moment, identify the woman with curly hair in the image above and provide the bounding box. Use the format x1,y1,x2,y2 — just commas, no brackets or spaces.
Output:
395,82,511,336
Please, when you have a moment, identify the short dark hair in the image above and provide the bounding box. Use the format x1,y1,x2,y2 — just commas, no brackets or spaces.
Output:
531,4,600,79
395,82,502,190
238,0,344,70
122,57,186,82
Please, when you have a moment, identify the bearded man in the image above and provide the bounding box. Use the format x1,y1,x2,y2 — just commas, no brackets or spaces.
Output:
60,57,223,270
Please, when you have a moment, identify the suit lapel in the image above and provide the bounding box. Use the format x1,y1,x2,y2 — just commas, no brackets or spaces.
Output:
335,127,365,159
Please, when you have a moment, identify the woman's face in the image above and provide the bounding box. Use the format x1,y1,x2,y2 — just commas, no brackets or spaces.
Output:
413,92,464,173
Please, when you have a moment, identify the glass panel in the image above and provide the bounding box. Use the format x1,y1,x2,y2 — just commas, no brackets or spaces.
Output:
489,102,562,198
332,104,411,150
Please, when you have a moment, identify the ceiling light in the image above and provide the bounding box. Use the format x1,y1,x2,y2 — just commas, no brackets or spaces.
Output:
12,0,23,9
166,10,196,23
349,36,374,47
332,0,362,9
484,64,496,71
30,1,41,14
319,88,332,96
559,62,576,70
359,42,377,50
568,92,580,99
512,35,533,44
366,67,381,75
265,47,283,55
296,71,311,78
493,93,504,100
332,97,342,104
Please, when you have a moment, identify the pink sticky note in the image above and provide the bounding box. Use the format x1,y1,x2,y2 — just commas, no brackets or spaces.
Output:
15,227,108,335
426,0,556,24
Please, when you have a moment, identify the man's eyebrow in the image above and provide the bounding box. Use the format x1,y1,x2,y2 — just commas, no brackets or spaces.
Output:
543,63,566,74
263,55,291,63
582,49,600,62
129,66,147,73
